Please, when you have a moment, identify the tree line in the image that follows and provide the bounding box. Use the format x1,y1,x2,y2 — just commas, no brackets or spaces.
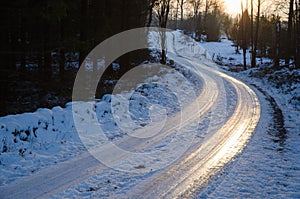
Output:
152,0,300,70
0,0,149,76
229,0,300,69
0,0,149,115
0,0,299,115
3,0,297,74
154,0,227,42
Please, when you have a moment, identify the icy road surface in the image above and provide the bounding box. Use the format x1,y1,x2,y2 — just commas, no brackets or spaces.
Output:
0,30,260,198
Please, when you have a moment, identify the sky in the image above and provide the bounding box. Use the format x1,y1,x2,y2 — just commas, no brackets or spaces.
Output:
223,0,277,17
224,0,245,15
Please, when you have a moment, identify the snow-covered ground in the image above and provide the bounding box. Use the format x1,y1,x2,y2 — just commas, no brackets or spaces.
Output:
0,30,299,198
195,38,300,198
201,38,274,69
0,105,84,186
0,63,200,186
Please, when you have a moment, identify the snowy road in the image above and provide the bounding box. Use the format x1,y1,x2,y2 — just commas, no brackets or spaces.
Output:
125,33,261,197
0,31,261,198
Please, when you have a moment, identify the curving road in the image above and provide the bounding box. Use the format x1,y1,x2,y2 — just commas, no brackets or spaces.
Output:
122,32,261,198
127,60,261,198
0,31,260,198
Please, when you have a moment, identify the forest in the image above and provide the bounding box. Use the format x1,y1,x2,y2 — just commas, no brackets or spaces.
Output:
0,0,299,116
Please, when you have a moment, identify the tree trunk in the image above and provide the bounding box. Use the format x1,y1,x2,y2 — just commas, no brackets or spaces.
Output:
180,0,184,23
120,0,130,75
59,18,65,79
147,0,156,27
250,0,255,68
158,0,170,64
286,0,294,65
43,20,51,80
59,48,65,79
274,21,281,69
204,0,209,31
296,0,300,68
253,0,261,68
79,0,88,66
243,47,247,70
175,0,179,28
161,49,167,64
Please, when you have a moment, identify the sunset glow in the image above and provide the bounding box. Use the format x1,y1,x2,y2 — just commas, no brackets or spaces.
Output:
224,0,246,15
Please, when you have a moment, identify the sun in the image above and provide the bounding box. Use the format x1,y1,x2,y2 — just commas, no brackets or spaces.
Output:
224,0,246,15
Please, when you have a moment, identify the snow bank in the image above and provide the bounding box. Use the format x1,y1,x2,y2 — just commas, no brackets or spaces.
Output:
0,64,201,186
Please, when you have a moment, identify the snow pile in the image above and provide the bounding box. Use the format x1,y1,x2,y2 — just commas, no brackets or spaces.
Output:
0,105,84,185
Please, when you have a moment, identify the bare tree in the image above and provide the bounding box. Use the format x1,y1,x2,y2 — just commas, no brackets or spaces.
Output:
203,0,217,31
175,0,179,28
147,0,157,27
252,0,262,68
189,0,204,35
238,9,251,70
154,0,172,64
250,0,255,68
180,0,185,22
